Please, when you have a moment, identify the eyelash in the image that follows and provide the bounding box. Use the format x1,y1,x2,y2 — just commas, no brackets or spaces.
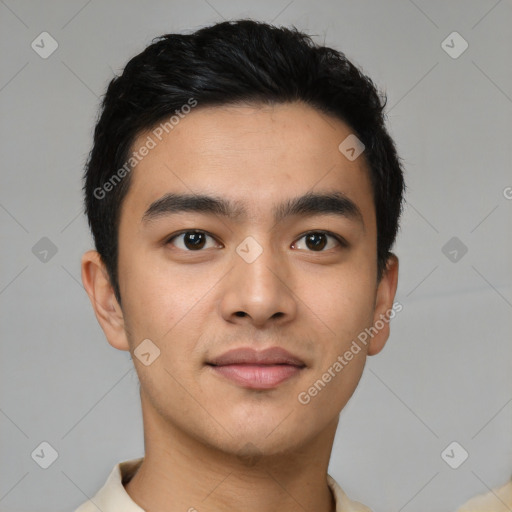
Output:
165,230,347,252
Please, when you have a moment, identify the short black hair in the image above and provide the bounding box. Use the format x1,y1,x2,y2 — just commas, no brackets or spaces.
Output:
83,18,405,306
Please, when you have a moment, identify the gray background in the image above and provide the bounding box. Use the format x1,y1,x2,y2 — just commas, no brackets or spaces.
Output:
1,1,511,511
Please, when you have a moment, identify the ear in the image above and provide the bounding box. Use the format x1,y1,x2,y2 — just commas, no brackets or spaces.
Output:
367,253,399,356
81,250,130,352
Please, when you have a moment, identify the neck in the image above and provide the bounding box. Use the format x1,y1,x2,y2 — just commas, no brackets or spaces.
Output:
124,395,338,512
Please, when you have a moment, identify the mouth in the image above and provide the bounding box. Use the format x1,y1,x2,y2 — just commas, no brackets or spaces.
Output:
206,346,306,390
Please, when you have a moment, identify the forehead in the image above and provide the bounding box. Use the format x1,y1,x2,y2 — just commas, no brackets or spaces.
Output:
121,102,375,227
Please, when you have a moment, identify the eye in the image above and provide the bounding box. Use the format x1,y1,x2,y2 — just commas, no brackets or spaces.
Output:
292,231,346,252
166,230,220,251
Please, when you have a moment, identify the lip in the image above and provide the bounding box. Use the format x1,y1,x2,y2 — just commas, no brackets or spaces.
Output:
207,347,306,390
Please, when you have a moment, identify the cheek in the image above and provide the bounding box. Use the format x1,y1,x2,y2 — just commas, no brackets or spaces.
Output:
121,260,210,402
120,247,210,332
300,267,376,346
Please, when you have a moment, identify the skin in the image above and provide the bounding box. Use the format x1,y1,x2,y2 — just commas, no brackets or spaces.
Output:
81,101,399,512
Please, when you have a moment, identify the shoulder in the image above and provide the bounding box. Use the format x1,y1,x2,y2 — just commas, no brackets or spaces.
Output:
456,479,512,512
72,458,145,512
327,474,373,512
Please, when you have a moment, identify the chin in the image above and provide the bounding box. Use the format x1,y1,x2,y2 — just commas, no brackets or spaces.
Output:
223,425,309,458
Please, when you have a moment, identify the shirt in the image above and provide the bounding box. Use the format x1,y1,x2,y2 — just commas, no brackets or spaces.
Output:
455,480,512,512
74,457,372,512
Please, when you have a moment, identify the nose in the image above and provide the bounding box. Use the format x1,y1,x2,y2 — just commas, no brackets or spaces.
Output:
219,236,298,328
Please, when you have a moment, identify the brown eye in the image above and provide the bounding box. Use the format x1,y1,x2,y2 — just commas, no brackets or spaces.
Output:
167,230,218,251
305,232,327,251
292,231,344,252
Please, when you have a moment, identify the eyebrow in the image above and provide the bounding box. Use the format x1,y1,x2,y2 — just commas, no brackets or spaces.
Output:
141,191,364,228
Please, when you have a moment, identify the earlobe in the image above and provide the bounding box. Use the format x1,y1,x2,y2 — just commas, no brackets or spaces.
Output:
81,250,130,352
367,254,399,356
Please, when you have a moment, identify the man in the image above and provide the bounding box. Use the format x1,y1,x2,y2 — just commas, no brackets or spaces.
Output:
77,18,405,512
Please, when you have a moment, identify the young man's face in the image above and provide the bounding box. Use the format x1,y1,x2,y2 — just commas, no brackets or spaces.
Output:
83,101,398,459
